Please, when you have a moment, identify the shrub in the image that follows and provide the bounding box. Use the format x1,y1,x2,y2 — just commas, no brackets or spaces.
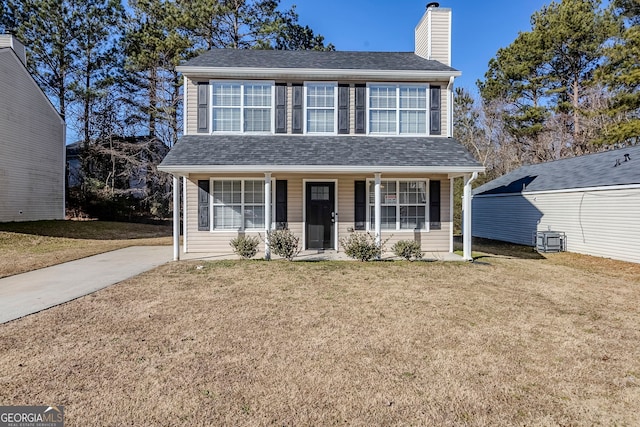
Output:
230,235,260,259
340,232,383,262
267,229,301,261
392,240,423,261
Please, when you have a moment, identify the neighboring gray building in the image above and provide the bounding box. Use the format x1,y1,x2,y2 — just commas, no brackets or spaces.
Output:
159,4,485,260
472,145,640,263
0,35,65,222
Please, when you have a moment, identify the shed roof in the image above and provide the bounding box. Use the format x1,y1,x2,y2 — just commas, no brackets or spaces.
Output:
474,145,640,196
158,134,483,174
178,49,458,73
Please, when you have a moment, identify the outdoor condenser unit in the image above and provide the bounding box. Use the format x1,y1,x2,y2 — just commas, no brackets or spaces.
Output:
535,231,566,253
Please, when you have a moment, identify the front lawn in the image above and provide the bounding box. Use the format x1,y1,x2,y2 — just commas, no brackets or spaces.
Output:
1,255,639,425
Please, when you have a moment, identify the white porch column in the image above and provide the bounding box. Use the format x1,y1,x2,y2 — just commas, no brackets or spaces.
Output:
264,172,272,260
182,176,188,254
374,173,382,248
462,172,478,261
172,175,180,261
449,177,454,253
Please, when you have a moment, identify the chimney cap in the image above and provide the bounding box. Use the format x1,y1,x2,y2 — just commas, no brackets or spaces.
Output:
426,2,440,8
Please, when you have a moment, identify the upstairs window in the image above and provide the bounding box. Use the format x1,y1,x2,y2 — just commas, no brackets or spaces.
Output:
211,81,273,133
368,84,428,135
305,83,337,133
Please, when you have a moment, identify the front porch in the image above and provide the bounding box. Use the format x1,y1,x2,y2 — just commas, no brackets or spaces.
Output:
168,171,478,261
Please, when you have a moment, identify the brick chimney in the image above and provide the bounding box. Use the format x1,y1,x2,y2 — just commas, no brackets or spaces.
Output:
0,34,27,65
415,3,452,66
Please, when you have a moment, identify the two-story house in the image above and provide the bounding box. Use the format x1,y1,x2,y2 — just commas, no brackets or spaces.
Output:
159,4,484,260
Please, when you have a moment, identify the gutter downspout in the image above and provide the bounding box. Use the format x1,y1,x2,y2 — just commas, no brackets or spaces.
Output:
447,76,455,138
463,171,478,261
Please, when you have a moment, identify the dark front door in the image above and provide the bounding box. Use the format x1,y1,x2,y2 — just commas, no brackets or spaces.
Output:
306,182,335,249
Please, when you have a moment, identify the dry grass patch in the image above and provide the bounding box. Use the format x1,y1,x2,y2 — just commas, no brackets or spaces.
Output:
1,258,640,425
0,220,171,278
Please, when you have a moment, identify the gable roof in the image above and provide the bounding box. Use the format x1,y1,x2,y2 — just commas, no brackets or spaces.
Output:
474,145,640,196
0,48,64,123
180,49,458,72
158,135,483,174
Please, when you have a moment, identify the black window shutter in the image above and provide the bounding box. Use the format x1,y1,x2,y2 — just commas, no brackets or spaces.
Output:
430,85,441,135
354,180,366,230
198,180,210,231
338,84,349,134
355,84,366,134
275,180,288,229
275,84,287,133
292,84,303,134
429,180,441,230
197,82,209,133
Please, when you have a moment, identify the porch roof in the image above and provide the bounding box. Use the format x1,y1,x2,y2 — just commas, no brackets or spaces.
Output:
159,134,484,175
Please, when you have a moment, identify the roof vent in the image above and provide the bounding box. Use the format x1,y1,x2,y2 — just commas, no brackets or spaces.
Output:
426,2,440,8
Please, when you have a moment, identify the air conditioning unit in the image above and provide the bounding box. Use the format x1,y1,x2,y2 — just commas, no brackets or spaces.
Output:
535,231,566,253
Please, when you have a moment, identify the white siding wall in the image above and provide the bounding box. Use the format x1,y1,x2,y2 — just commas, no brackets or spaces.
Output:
473,187,640,263
0,49,65,222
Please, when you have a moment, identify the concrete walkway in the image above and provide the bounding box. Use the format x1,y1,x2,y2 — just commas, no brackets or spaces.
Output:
0,246,172,324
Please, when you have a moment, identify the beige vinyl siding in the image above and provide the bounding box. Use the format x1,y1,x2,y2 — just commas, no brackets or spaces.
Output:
414,13,430,60
414,8,451,66
184,174,452,255
429,9,451,66
185,77,206,135
473,187,640,264
440,84,448,137
276,174,303,241
0,49,64,222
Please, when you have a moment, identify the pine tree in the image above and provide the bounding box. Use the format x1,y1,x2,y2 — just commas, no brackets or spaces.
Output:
531,0,618,152
479,0,618,159
1,0,77,118
597,0,640,144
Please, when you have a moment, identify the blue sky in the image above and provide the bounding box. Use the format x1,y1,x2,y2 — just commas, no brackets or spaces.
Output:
280,0,551,93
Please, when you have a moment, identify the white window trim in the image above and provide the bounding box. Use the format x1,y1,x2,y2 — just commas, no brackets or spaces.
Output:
366,83,430,136
366,178,430,232
303,82,338,135
209,80,275,134
209,178,269,232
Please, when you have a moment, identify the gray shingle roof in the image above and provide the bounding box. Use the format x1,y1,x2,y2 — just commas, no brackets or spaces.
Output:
474,145,640,195
159,134,481,170
180,49,458,73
